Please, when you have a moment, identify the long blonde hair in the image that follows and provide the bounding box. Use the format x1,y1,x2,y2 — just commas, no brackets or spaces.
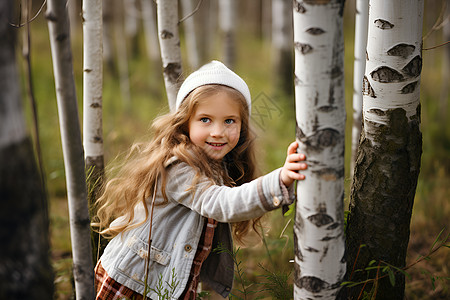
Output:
92,84,260,243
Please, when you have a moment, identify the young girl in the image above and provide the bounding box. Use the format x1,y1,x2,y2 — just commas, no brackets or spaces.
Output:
92,60,307,299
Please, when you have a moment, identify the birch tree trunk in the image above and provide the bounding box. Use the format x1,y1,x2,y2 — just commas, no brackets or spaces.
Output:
293,1,346,299
350,0,369,178
272,0,293,95
346,1,424,298
82,0,106,262
219,0,236,68
141,0,160,62
0,1,53,297
46,0,95,298
157,0,183,111
181,0,200,70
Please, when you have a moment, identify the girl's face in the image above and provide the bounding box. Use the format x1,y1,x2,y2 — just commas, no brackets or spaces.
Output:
188,91,242,160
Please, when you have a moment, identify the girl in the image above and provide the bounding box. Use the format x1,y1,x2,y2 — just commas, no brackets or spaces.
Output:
92,60,307,299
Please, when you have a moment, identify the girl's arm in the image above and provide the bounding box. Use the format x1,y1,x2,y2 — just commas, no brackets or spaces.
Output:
164,143,307,222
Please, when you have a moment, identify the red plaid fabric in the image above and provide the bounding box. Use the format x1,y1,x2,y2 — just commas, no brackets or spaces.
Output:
180,218,218,300
95,261,145,300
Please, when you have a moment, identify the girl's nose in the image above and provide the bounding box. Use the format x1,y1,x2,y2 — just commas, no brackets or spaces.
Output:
210,124,225,137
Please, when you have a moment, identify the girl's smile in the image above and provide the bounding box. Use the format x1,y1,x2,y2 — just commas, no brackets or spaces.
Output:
188,91,242,160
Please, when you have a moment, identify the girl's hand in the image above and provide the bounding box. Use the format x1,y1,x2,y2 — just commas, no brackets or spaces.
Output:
280,141,307,187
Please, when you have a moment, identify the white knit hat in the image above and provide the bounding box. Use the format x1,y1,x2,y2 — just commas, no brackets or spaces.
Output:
176,60,251,115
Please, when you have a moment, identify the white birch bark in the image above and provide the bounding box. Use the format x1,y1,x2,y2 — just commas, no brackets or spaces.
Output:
363,1,423,132
219,0,236,68
82,0,104,168
350,0,369,178
46,0,95,299
141,0,160,61
293,1,346,299
181,0,200,69
346,1,424,298
157,0,183,111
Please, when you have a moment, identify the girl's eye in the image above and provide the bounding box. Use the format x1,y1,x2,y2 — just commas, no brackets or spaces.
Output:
200,117,210,123
225,119,235,125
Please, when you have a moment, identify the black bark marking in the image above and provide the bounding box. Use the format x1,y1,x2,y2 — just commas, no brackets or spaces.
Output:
304,0,332,4
295,42,313,55
160,30,173,39
331,66,343,79
401,81,418,94
56,33,67,42
308,213,334,227
374,19,394,29
296,276,328,293
318,105,336,112
326,222,340,230
90,102,101,108
363,76,376,98
305,247,320,253
371,66,404,83
387,44,415,58
92,136,103,143
297,128,340,153
45,11,57,22
163,62,182,83
306,27,325,35
294,233,304,261
366,50,369,61
84,68,92,73
320,246,329,262
293,0,307,13
368,108,385,116
402,55,422,78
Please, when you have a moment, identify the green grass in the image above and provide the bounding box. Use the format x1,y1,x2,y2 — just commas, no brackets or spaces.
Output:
17,4,450,299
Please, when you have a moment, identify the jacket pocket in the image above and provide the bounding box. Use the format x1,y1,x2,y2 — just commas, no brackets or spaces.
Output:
116,235,171,284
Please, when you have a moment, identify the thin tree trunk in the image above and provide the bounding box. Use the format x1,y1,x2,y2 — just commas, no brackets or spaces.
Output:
219,0,236,68
0,1,53,298
440,1,449,120
46,0,95,299
82,0,106,262
293,1,346,299
103,0,116,75
350,0,369,179
141,0,160,62
346,1,424,299
157,0,183,111
115,0,132,104
124,0,140,57
272,0,293,95
181,0,200,70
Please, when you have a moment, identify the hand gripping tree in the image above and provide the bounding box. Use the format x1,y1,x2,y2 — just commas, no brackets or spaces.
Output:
293,1,346,299
345,0,424,298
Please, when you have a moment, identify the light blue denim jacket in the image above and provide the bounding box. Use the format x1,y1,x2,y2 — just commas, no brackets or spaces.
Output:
100,159,295,299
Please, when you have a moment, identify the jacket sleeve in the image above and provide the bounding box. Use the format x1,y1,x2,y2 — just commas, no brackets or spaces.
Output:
164,162,295,222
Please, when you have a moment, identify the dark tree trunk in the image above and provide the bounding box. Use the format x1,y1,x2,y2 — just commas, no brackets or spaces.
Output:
345,1,424,299
0,0,54,298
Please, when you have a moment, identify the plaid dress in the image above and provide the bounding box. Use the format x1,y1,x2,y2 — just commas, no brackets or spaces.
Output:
95,218,217,300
